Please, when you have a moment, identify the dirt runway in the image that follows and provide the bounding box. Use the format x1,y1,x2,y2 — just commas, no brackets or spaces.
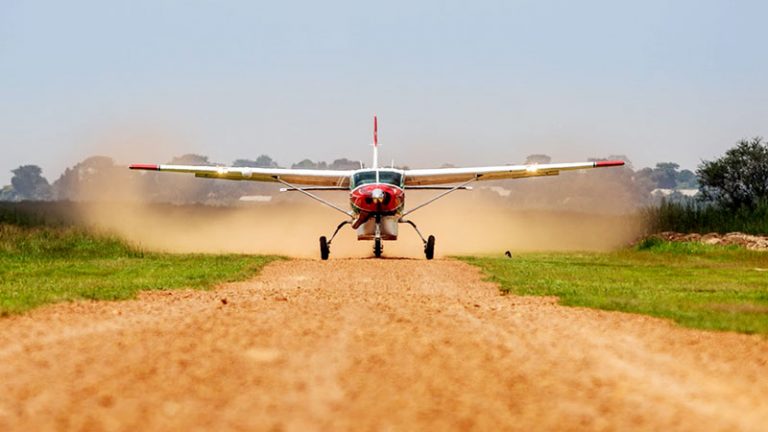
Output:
1,260,767,431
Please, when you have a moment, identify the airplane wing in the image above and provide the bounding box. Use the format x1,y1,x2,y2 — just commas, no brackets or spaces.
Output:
403,160,625,186
129,164,353,187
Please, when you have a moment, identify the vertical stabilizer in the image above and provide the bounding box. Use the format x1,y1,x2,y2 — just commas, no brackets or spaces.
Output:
372,115,379,169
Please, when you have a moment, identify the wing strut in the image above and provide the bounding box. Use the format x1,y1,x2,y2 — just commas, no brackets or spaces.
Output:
399,176,478,219
275,177,354,217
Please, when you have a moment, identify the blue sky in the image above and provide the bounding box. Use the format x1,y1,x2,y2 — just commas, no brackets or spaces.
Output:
1,0,767,184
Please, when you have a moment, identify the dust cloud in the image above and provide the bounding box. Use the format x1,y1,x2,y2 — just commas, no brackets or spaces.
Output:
75,191,644,259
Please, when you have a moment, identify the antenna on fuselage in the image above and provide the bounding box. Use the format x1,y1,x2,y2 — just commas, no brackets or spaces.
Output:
372,115,379,169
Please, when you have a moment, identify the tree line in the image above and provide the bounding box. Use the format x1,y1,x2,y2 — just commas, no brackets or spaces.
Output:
2,138,766,213
0,154,361,204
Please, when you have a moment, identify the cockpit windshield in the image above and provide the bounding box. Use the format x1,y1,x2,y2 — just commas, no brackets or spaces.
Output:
352,170,403,188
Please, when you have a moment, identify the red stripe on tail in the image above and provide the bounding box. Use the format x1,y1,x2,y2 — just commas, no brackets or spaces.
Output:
373,115,378,147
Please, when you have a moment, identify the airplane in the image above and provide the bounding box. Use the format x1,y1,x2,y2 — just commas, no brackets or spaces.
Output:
130,116,625,259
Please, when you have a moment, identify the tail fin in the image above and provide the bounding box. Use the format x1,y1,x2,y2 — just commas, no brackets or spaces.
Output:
372,115,379,168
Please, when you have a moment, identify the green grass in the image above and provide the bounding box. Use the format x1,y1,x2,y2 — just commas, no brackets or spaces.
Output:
460,241,768,335
0,224,278,316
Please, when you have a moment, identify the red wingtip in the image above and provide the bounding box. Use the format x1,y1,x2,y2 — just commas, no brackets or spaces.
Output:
129,164,160,171
373,115,378,147
594,160,625,168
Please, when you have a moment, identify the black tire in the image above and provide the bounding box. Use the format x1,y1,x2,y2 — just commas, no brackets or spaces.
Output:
425,235,435,260
374,238,383,258
320,236,330,260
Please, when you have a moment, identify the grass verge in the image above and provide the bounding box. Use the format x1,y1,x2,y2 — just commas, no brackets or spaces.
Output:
0,224,279,316
460,241,768,335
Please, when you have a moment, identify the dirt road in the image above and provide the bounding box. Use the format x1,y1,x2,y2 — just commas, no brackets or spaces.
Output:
1,260,767,431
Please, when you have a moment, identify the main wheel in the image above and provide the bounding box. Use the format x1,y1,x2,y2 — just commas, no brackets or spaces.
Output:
373,238,383,258
425,235,435,260
319,236,330,260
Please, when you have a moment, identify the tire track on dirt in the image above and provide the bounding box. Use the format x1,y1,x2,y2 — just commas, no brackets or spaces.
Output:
0,259,766,431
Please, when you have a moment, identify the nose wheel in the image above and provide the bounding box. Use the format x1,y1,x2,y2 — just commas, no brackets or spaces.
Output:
373,217,384,258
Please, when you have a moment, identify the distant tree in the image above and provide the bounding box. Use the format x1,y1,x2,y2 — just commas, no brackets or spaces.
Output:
650,162,680,189
291,159,327,169
169,154,210,165
635,167,652,178
328,158,361,170
255,154,279,168
0,185,17,201
52,156,124,201
232,159,256,167
53,167,77,200
676,169,698,189
10,165,52,200
633,167,657,193
233,155,279,168
291,159,316,169
632,162,698,191
525,154,551,164
698,137,768,209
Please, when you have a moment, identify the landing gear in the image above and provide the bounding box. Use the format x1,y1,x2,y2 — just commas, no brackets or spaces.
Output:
319,236,330,260
320,216,435,259
400,219,436,260
425,235,435,260
319,220,352,260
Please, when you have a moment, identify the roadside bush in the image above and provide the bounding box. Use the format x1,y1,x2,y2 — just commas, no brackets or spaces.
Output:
645,199,768,235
